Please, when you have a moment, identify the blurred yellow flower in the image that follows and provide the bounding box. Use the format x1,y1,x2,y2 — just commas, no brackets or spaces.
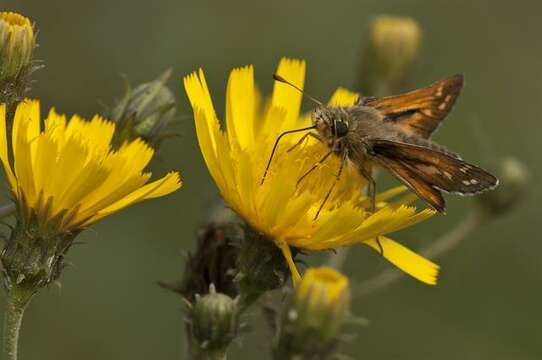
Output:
296,267,350,314
184,58,438,285
0,100,181,234
275,267,350,358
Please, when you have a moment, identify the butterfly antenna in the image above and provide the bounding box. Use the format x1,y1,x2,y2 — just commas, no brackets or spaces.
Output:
273,74,323,106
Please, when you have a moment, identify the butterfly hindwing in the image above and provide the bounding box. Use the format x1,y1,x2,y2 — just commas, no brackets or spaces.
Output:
373,153,446,212
360,74,464,139
371,139,499,196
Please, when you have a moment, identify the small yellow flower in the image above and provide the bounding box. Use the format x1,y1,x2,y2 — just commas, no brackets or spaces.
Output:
0,12,35,79
295,267,350,322
184,58,438,285
0,100,181,234
275,267,350,358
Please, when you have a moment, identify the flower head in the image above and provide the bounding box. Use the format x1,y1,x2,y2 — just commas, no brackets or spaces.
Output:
0,100,181,289
274,267,350,358
0,100,181,233
110,69,176,149
0,12,35,80
184,58,438,285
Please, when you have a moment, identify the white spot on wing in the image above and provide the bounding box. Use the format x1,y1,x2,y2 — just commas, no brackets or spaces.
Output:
460,165,472,173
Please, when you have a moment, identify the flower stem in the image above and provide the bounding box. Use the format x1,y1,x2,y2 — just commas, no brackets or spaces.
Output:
3,285,34,360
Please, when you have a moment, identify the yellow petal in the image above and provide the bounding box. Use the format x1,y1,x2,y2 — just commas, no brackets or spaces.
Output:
0,104,16,191
328,88,359,107
226,65,255,150
184,69,220,155
365,236,439,285
278,241,302,285
272,58,305,130
85,171,181,225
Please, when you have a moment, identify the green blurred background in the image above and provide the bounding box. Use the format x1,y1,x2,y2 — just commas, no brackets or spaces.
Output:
1,0,540,359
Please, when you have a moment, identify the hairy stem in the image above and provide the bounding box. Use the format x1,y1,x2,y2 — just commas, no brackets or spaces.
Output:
353,209,487,298
3,285,34,360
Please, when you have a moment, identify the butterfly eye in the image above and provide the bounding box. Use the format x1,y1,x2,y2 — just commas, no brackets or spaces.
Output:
334,121,348,137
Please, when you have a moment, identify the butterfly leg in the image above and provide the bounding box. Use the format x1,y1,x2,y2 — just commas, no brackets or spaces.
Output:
359,165,384,256
287,132,324,153
314,150,348,220
296,150,333,188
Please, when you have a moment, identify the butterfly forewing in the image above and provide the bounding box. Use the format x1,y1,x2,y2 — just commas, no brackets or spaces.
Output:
360,74,464,139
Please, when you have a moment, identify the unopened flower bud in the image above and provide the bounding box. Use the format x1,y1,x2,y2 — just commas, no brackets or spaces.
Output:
477,157,529,215
0,12,37,114
274,267,350,360
360,15,421,95
110,69,176,149
0,12,34,80
188,285,240,359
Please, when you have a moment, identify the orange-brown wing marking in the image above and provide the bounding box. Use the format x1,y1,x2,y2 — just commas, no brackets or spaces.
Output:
361,74,464,139
371,139,499,195
374,154,446,212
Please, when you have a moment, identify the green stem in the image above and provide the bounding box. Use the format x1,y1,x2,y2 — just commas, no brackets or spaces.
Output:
3,285,34,360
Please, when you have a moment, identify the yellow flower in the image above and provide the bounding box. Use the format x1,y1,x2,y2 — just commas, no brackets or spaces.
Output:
295,267,350,317
184,58,438,285
275,267,350,358
293,267,350,339
0,12,34,79
0,100,181,234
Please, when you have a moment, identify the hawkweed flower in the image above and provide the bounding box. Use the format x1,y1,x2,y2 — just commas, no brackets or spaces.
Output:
0,12,37,113
184,58,438,286
110,70,176,149
274,267,350,359
0,100,181,291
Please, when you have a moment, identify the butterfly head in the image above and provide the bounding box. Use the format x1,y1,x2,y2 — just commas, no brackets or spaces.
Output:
312,107,349,143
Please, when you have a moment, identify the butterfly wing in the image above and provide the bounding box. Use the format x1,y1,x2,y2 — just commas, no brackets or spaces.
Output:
374,154,447,212
370,139,499,212
360,74,464,139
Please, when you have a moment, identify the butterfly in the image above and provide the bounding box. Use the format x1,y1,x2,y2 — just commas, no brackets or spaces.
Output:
262,74,499,218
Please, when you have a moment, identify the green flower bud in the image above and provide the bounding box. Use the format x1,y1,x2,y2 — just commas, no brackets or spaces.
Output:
0,12,38,117
188,285,240,359
360,15,421,95
110,70,176,149
0,12,34,81
274,267,350,360
477,157,529,215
